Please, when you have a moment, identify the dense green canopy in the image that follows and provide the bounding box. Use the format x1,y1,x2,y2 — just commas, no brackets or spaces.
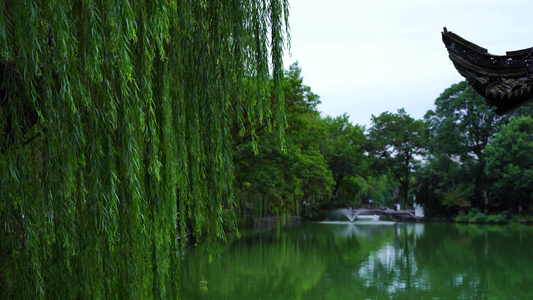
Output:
485,116,533,210
368,109,425,207
0,1,288,298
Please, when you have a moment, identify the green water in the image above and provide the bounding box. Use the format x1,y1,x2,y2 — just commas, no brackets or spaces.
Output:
180,221,533,299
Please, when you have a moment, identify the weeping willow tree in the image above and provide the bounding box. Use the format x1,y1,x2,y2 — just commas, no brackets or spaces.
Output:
0,0,289,298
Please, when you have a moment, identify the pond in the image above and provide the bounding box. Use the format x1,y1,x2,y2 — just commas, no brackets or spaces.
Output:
180,221,533,299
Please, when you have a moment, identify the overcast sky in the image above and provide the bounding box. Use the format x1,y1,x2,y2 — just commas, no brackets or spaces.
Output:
283,0,533,128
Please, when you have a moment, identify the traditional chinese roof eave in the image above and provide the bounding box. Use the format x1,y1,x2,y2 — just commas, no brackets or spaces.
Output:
442,27,533,114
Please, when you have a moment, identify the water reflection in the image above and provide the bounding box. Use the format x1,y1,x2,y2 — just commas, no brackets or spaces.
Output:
320,220,396,239
181,222,533,299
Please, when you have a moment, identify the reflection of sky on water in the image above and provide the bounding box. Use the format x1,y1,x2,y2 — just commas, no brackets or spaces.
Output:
351,222,488,297
358,244,424,294
319,221,431,295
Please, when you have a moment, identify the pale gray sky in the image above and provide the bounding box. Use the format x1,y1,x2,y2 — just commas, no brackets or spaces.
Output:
283,0,533,127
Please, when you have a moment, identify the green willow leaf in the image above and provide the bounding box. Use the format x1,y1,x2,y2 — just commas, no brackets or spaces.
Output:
0,1,288,299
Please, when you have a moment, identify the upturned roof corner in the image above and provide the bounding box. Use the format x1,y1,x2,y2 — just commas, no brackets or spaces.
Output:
442,28,533,114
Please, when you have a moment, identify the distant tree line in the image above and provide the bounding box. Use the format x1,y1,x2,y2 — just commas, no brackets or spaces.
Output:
233,66,533,221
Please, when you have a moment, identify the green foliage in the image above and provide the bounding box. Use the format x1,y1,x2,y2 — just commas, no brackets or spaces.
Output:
234,63,333,220
486,214,508,224
442,182,475,208
416,81,533,215
368,108,425,206
469,211,488,223
423,81,503,209
0,1,289,298
354,174,396,207
455,210,508,224
485,116,533,210
423,81,533,210
424,82,505,160
321,114,368,203
413,156,458,217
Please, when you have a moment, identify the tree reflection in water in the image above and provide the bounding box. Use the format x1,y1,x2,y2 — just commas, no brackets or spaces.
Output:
181,222,533,299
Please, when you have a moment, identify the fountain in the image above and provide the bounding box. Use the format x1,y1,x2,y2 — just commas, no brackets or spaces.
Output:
339,208,359,222
337,208,379,222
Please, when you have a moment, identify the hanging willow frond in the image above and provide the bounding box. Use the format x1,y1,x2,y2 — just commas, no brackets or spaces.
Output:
0,1,289,298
